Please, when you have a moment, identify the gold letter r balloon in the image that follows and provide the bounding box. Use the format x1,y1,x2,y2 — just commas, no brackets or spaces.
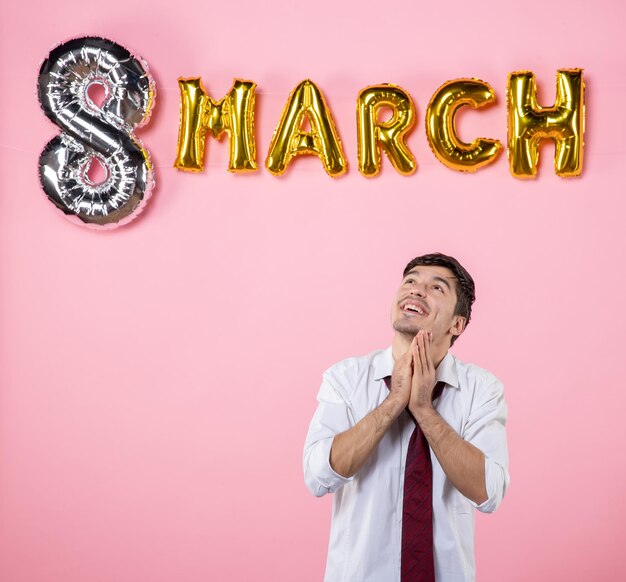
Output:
356,84,417,177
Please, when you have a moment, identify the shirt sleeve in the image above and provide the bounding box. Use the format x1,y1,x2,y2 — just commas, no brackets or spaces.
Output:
461,377,510,513
303,371,356,497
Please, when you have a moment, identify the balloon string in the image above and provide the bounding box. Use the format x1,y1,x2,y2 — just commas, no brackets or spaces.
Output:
156,86,368,98
0,143,38,155
2,142,617,167
0,141,445,169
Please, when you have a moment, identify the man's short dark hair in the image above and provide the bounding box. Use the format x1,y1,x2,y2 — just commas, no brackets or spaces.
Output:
402,253,476,346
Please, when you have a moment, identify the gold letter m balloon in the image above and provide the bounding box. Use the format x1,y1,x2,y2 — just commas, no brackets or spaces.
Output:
175,78,257,172
507,69,584,178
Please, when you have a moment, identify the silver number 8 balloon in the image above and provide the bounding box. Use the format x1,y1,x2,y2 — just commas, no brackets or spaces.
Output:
38,37,156,229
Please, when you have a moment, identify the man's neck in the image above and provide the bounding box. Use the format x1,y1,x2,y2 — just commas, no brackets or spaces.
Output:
392,331,448,368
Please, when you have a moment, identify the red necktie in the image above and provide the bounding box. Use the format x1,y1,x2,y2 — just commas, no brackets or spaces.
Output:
385,378,444,582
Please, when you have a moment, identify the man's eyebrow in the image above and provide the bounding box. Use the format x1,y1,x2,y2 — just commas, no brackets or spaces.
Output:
404,269,455,290
433,276,453,290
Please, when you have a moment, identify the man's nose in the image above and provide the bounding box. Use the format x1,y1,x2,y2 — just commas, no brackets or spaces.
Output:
410,285,426,297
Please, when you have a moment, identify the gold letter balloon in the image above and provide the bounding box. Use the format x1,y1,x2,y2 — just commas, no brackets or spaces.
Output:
357,84,417,177
426,79,502,172
175,78,257,172
266,80,347,177
507,69,585,178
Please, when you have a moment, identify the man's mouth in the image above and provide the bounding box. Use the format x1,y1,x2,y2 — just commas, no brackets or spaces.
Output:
402,302,428,316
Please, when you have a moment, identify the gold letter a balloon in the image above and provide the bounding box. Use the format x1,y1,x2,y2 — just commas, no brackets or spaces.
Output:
266,80,347,177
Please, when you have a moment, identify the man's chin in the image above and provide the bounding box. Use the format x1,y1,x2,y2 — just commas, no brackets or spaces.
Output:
392,321,421,336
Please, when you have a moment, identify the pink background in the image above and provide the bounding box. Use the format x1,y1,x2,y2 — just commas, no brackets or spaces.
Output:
1,1,624,580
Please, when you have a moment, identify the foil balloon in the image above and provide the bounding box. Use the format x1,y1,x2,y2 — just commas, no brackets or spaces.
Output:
357,84,416,177
426,79,502,172
175,78,257,172
507,69,584,178
38,37,156,229
266,80,347,177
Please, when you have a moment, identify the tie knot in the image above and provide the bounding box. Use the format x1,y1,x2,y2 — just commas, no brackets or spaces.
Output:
432,380,446,401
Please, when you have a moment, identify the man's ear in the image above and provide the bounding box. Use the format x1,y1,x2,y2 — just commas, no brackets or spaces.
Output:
450,315,466,339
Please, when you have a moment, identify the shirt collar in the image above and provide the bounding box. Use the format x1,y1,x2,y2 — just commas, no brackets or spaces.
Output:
373,347,395,381
435,351,460,389
373,346,460,389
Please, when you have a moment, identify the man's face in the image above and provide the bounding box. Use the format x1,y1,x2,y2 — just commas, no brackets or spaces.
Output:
391,265,466,347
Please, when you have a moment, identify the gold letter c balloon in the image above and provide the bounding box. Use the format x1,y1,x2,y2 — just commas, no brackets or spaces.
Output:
426,79,502,172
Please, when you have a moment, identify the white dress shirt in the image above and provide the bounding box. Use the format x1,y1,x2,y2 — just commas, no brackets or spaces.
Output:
303,347,509,582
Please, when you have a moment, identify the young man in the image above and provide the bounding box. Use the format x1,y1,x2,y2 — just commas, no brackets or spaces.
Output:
303,253,509,582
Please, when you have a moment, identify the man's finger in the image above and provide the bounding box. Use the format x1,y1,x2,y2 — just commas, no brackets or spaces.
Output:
423,330,434,373
416,332,427,375
408,335,419,365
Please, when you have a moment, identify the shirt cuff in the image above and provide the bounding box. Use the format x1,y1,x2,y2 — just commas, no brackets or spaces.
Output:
306,436,354,496
468,455,508,513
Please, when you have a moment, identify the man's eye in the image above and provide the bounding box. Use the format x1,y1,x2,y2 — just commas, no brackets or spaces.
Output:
433,285,443,292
